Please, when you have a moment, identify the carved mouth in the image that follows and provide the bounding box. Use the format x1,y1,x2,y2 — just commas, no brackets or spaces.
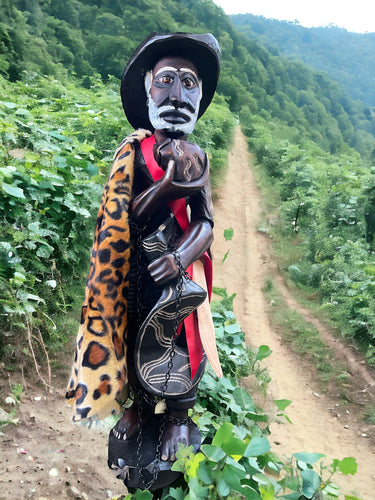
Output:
160,110,191,123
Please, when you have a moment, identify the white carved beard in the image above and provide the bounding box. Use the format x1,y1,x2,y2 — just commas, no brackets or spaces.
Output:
145,72,201,135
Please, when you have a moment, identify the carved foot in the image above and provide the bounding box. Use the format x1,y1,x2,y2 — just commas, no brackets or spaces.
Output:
112,402,154,440
161,415,192,462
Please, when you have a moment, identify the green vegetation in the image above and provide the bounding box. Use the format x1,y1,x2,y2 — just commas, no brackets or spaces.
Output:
124,294,359,499
242,114,375,365
231,14,375,107
0,70,233,368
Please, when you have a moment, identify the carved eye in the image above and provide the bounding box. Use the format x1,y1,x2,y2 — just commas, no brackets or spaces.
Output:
183,77,196,88
156,74,174,84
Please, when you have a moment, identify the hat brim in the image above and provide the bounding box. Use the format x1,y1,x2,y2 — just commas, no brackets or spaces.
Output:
121,33,221,131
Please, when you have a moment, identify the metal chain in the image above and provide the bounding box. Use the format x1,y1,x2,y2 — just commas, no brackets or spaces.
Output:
142,249,186,490
136,387,145,475
166,416,192,426
135,222,144,330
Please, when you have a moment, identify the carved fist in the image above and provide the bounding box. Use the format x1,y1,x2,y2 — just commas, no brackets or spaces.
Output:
154,139,206,182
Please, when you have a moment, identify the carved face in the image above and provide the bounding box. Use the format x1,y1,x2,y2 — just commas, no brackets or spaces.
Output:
145,56,202,135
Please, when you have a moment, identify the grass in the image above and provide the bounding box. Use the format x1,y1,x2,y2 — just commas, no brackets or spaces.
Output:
262,277,347,387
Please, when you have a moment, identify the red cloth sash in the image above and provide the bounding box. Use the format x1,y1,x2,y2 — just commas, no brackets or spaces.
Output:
140,135,212,378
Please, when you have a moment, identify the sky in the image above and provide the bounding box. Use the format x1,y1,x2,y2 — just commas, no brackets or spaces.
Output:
213,0,375,33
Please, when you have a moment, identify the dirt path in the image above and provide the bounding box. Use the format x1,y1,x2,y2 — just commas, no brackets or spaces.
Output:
212,127,375,499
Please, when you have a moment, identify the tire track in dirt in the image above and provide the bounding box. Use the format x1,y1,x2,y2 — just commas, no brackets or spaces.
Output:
212,126,375,498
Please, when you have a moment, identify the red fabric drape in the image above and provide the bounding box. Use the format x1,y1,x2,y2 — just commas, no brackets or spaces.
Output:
140,135,212,378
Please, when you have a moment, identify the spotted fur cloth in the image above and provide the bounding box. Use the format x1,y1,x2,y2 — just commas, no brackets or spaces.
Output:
66,129,151,421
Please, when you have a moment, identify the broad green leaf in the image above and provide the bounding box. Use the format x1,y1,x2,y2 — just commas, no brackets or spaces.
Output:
164,487,186,500
239,485,262,500
48,131,69,141
212,422,233,447
244,436,271,457
322,483,340,497
301,469,321,499
247,457,262,474
222,435,247,459
332,457,358,475
233,387,256,411
259,486,276,500
274,399,292,411
0,166,15,178
253,472,272,487
13,272,27,283
23,293,43,303
2,183,25,199
45,280,57,288
15,108,30,116
87,162,99,176
224,310,236,319
255,344,272,361
185,476,209,498
217,477,230,497
201,444,226,462
293,452,325,465
278,474,300,491
225,456,246,474
54,155,68,167
1,101,17,109
224,323,242,334
223,464,243,491
36,245,54,258
197,461,212,485
185,451,205,479
246,411,268,422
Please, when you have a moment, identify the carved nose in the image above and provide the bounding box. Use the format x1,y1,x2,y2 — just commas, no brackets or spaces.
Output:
170,81,183,107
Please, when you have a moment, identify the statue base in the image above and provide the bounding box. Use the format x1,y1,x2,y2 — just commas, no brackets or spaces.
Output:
108,414,201,491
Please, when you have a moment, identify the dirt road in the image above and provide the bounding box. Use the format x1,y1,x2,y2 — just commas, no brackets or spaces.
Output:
212,127,375,499
1,127,375,499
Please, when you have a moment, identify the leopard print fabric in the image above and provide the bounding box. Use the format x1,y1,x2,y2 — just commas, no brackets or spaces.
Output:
66,129,151,421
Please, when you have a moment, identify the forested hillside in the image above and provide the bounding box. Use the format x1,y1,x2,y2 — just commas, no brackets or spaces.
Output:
231,13,375,107
1,0,375,156
1,0,375,407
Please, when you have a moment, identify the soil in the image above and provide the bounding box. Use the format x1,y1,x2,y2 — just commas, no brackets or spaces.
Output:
1,127,375,499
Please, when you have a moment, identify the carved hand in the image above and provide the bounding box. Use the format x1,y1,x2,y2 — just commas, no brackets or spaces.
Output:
154,138,209,199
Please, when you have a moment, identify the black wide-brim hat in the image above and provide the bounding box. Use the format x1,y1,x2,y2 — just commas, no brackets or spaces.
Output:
121,32,221,131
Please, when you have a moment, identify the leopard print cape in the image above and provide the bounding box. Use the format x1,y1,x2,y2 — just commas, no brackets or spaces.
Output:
66,129,151,421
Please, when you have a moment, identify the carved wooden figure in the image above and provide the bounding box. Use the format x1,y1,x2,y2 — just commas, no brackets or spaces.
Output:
66,32,222,491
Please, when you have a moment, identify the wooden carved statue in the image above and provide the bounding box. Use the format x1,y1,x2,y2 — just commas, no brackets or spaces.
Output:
66,32,222,491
